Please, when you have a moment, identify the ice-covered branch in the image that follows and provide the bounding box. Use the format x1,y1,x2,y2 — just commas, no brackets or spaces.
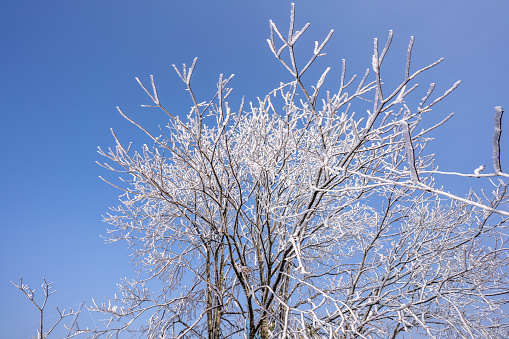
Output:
401,120,419,183
493,106,504,173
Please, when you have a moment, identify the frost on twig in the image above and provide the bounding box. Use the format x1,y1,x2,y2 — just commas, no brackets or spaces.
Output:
474,165,485,177
493,106,504,173
401,120,419,183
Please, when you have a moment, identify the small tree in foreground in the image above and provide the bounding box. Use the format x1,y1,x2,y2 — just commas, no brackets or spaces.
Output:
12,277,84,339
92,4,508,338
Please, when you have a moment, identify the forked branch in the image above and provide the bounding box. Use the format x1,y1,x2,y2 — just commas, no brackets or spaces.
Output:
11,277,84,339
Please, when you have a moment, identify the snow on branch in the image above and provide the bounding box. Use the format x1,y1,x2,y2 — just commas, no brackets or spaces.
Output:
401,120,419,183
493,106,504,173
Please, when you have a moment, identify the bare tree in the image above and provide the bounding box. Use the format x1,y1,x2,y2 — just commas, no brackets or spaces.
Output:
92,4,509,338
12,277,84,339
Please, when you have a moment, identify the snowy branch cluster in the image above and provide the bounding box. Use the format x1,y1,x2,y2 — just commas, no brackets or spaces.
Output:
91,4,508,339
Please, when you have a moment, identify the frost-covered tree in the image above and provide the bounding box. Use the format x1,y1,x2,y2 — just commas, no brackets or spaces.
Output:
12,277,84,339
91,4,509,339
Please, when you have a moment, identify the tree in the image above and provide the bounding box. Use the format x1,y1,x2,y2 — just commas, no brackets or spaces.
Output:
12,277,84,339
92,4,509,338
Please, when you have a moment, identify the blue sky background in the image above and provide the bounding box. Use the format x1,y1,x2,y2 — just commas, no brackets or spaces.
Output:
1,1,508,337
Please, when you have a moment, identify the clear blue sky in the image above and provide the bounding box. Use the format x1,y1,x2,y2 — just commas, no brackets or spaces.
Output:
1,1,507,337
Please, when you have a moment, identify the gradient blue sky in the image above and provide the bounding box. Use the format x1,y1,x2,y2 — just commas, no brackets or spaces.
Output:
1,1,508,337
